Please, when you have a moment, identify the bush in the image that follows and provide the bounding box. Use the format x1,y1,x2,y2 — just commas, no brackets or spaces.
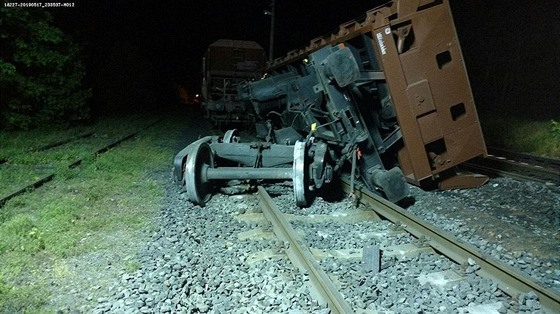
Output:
551,120,560,140
0,7,91,129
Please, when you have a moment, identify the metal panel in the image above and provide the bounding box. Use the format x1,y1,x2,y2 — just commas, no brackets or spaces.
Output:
406,79,436,117
417,112,442,143
372,0,487,184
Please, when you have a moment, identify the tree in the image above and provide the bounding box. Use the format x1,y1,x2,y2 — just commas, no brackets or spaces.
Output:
0,6,91,129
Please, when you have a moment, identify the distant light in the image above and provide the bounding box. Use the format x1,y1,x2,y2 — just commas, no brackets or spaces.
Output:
264,10,272,16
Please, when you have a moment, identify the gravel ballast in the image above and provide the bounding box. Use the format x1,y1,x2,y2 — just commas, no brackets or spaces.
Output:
84,175,557,313
406,177,560,295
45,113,558,313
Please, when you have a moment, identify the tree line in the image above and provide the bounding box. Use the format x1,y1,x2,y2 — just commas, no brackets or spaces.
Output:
0,7,90,129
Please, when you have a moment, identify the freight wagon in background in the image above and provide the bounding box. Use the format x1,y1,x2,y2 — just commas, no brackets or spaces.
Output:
176,0,489,207
201,39,266,128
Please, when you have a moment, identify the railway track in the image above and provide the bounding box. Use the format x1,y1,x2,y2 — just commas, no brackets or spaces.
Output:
462,148,560,185
256,186,353,313
237,183,560,313
340,178,560,313
0,118,161,208
0,132,95,168
34,131,96,152
87,143,557,313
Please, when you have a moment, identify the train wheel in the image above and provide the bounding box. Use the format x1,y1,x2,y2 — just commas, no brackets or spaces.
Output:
293,141,310,207
185,142,214,206
223,129,239,143
180,159,187,192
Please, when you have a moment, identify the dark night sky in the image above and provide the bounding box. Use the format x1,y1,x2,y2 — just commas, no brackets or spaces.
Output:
52,0,559,117
57,0,383,86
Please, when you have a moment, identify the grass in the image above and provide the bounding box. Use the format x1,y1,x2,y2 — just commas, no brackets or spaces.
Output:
0,164,54,197
0,112,185,313
0,114,162,198
0,114,156,166
479,111,560,158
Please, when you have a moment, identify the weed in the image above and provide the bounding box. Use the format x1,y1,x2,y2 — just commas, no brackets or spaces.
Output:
0,113,184,312
124,260,142,273
0,214,45,254
479,112,560,157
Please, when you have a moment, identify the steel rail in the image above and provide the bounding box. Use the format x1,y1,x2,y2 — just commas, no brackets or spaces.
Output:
0,119,161,208
0,173,55,207
256,186,355,314
340,178,560,313
35,131,96,151
487,147,560,170
462,158,559,185
0,132,96,168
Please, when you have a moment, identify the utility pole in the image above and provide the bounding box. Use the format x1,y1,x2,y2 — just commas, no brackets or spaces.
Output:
265,0,275,62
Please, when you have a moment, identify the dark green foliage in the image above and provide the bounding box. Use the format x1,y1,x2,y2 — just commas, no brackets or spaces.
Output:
0,7,91,129
551,120,560,140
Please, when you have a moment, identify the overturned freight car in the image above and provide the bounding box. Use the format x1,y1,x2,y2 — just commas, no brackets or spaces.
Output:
175,0,488,206
201,39,266,128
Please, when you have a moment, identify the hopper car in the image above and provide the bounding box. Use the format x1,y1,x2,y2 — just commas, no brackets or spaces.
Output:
174,0,488,206
200,39,266,128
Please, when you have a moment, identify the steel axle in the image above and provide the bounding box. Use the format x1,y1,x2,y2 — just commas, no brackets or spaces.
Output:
182,138,311,207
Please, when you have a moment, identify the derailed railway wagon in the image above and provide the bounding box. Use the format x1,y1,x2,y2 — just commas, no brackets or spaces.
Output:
201,39,266,128
175,0,488,206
